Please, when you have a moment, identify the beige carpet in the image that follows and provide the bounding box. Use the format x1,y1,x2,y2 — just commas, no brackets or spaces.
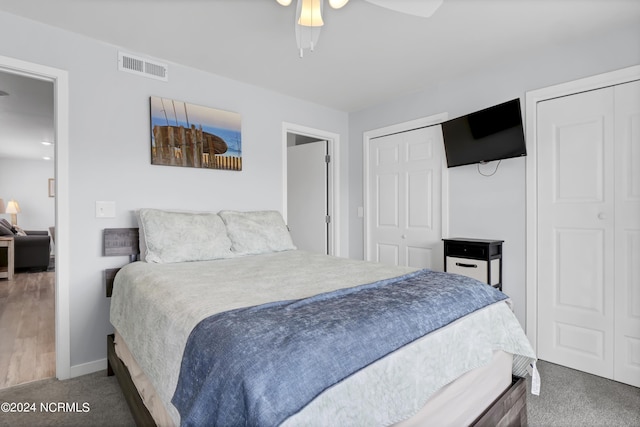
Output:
527,360,640,426
0,370,133,427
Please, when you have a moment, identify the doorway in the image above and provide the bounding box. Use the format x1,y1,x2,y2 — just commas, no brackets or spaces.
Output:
287,137,328,254
0,70,55,389
0,54,70,382
282,123,340,256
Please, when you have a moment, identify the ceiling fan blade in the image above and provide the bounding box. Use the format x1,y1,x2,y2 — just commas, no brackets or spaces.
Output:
364,0,444,18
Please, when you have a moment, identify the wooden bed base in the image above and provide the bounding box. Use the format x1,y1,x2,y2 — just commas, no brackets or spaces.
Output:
107,334,527,427
107,334,155,427
473,376,527,426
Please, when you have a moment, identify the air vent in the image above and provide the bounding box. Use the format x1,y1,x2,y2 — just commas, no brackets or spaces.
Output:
118,52,168,82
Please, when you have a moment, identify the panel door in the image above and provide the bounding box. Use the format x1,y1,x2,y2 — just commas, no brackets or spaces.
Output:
537,87,616,378
613,80,640,387
287,141,327,254
368,126,443,269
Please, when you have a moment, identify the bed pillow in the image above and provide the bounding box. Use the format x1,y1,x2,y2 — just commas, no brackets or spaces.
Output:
218,210,296,255
137,208,234,263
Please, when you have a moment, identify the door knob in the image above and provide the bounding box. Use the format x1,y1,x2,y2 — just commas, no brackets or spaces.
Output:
401,234,406,239
598,212,607,220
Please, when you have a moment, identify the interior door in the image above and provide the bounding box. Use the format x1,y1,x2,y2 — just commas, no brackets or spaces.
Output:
537,81,640,387
537,87,616,379
287,141,328,254
367,126,443,269
613,80,640,387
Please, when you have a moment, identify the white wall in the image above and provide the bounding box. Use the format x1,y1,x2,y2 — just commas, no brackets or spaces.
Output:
0,158,55,231
348,22,640,326
0,11,348,371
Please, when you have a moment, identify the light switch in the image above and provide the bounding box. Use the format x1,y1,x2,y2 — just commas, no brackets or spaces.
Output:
96,201,116,218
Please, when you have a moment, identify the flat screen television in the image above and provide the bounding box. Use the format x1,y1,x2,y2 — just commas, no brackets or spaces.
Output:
441,99,526,168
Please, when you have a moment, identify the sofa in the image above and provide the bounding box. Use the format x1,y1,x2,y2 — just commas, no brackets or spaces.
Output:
0,218,51,271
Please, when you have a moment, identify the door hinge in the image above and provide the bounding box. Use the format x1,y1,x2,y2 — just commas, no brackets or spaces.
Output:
325,215,331,224
325,154,331,163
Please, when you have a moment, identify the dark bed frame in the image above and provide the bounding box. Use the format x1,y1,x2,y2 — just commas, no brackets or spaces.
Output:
103,228,528,427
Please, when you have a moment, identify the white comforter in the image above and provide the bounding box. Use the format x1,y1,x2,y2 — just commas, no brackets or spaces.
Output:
109,250,535,426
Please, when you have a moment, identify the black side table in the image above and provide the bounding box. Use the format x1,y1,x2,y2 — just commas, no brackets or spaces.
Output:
443,238,503,290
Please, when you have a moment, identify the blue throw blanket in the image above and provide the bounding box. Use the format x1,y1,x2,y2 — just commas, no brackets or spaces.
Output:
172,269,507,427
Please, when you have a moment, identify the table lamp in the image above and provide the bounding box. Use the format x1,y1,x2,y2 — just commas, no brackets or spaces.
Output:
6,199,20,226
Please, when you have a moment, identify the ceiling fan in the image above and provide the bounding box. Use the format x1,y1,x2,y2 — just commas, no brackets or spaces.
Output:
276,0,444,56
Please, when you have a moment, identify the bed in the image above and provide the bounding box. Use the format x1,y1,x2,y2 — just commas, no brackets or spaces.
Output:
106,209,537,426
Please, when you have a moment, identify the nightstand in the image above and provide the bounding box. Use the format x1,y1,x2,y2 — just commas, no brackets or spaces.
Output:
0,236,15,280
443,238,503,290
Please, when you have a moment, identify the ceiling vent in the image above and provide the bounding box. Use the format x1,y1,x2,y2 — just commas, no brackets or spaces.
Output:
118,52,168,82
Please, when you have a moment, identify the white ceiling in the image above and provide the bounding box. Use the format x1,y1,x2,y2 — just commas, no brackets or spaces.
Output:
0,0,639,159
0,71,54,161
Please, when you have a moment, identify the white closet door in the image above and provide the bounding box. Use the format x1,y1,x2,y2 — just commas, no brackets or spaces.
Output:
537,87,616,379
367,126,443,269
287,141,327,254
537,80,640,387
613,80,640,387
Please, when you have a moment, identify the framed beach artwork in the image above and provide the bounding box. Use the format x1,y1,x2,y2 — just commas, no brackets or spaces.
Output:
149,96,242,170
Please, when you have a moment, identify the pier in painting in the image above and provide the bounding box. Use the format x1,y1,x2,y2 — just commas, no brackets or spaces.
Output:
152,124,242,171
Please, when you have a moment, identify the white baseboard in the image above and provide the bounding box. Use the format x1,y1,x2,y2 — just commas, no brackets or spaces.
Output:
68,358,107,379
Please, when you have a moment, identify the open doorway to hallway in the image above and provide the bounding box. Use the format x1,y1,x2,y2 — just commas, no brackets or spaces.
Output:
0,69,55,389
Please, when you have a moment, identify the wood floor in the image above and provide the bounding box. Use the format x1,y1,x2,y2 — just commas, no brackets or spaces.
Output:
0,270,55,389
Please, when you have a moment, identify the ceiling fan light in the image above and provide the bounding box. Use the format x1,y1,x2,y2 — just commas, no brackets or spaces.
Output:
276,0,292,6
298,0,324,27
328,0,349,9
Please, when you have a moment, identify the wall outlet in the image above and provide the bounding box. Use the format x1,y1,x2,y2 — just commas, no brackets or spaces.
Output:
96,201,116,218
